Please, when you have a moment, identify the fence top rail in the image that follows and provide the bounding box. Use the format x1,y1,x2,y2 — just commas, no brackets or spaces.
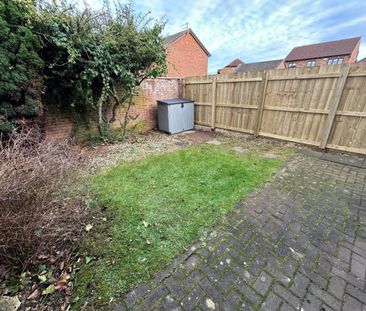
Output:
185,77,263,85
184,62,366,83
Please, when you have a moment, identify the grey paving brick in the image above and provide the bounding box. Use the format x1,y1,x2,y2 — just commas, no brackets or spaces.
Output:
236,279,262,306
309,285,342,310
125,284,150,307
142,284,169,309
260,292,283,311
351,257,366,279
164,277,186,300
273,284,301,310
199,277,223,305
180,286,205,311
301,292,322,311
280,303,296,311
332,266,365,290
222,291,242,311
343,294,363,311
290,272,310,299
345,284,366,304
328,275,346,300
253,271,272,296
161,295,181,311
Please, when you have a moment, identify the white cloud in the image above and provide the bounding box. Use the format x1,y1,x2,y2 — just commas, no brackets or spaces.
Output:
78,0,366,72
359,43,366,61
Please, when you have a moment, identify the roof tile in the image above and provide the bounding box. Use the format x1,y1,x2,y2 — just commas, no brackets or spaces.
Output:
235,59,283,73
285,37,361,61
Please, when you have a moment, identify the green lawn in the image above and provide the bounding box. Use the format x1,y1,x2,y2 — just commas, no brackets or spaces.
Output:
73,144,285,307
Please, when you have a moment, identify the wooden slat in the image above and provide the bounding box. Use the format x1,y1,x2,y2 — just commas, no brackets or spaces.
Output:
217,77,263,83
319,64,351,149
258,132,318,146
211,77,217,130
254,72,269,136
185,80,212,85
195,121,211,127
264,106,328,114
268,73,339,81
335,111,366,117
194,103,212,106
216,104,257,109
348,73,366,77
215,124,254,134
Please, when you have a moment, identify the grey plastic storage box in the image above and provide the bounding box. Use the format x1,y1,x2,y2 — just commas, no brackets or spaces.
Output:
157,98,194,134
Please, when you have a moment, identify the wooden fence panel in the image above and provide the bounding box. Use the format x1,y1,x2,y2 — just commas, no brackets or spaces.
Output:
185,75,213,127
259,65,340,146
326,63,366,153
184,63,366,155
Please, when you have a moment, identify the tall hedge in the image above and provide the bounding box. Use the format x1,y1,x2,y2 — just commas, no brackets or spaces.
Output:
0,0,43,135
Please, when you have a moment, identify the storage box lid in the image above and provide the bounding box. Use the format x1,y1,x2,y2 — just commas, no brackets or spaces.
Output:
157,98,194,105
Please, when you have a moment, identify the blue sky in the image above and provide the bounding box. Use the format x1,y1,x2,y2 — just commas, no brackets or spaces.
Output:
85,0,366,74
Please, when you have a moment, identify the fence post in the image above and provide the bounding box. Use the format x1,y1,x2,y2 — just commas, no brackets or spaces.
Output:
319,64,350,149
254,72,269,136
211,76,217,130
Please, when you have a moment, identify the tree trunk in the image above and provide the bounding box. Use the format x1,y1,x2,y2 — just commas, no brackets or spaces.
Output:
122,94,134,137
97,96,104,136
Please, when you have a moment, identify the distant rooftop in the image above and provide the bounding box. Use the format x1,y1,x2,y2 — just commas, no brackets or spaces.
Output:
164,28,211,56
285,37,361,61
225,58,244,68
235,59,283,73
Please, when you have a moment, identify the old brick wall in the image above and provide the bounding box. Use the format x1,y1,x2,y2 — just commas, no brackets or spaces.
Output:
43,106,75,140
165,33,208,77
44,78,183,139
114,78,183,130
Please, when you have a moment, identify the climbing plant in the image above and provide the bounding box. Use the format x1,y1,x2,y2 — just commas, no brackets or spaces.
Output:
37,0,167,138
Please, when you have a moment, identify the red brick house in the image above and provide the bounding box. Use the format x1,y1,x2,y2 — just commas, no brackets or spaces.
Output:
164,28,210,77
217,59,244,74
281,37,361,69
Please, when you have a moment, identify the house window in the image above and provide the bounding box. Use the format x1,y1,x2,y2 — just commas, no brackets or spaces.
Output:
288,63,296,68
306,60,316,67
328,58,343,65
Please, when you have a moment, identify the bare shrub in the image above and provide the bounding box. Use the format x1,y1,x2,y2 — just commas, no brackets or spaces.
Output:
0,129,84,268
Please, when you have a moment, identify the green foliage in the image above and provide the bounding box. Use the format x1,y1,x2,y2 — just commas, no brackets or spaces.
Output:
37,0,167,138
0,0,43,134
74,145,284,307
0,0,166,138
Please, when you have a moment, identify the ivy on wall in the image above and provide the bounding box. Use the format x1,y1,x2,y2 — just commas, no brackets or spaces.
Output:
0,0,167,139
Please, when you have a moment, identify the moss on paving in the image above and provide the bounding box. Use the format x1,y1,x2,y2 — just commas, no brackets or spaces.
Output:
73,144,287,308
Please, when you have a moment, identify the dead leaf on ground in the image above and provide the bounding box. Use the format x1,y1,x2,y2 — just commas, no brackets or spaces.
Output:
85,224,93,232
28,289,40,300
146,239,151,245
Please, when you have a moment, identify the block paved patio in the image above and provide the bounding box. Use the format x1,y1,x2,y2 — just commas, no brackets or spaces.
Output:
114,152,366,311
